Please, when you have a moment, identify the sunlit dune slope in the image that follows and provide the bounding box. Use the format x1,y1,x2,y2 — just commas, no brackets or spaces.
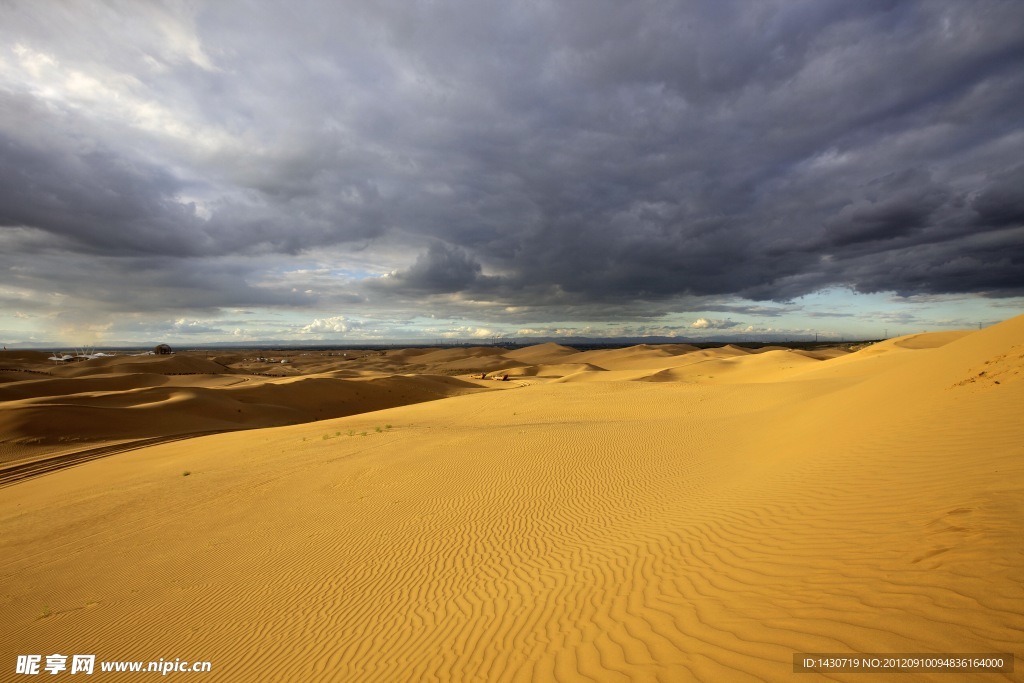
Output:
0,317,1021,681
409,346,509,364
894,330,974,349
502,342,580,364
501,343,849,383
640,348,822,383
559,344,687,371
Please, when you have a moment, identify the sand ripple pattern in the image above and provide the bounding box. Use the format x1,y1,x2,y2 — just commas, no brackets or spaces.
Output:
2,319,1023,682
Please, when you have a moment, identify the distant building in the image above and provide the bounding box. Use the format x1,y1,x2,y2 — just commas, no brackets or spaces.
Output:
154,343,173,355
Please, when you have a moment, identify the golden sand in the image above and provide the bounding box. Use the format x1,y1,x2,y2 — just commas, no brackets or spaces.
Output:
1,318,1021,681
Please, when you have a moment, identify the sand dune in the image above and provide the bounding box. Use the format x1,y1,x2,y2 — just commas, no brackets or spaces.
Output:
789,347,849,360
503,342,580,364
657,343,701,355
641,348,822,384
894,330,974,349
500,343,845,382
500,362,607,378
0,373,488,456
560,345,684,371
0,373,172,401
48,354,234,378
408,346,509,364
0,351,492,468
426,356,525,375
1,321,1021,681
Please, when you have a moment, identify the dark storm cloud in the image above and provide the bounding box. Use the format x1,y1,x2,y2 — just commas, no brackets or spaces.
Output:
0,92,203,257
347,0,1024,307
370,242,486,294
1,0,1023,322
0,89,387,257
0,248,311,314
700,304,800,318
972,165,1024,228
833,227,1024,298
824,169,948,246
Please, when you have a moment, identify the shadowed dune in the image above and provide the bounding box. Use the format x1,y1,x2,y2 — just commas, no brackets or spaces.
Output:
0,351,492,467
0,373,487,459
0,373,172,401
0,319,1021,681
47,354,235,378
500,362,607,378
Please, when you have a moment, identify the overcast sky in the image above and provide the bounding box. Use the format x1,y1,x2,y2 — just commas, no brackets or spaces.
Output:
1,1,1022,345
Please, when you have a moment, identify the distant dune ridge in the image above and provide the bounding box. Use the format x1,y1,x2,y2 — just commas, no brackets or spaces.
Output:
1,316,1022,681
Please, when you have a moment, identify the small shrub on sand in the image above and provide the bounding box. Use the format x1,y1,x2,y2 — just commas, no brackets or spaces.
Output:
182,471,191,477
385,424,393,430
375,426,382,433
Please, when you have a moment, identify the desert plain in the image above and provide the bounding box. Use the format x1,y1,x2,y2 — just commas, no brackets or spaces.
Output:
1,316,1022,681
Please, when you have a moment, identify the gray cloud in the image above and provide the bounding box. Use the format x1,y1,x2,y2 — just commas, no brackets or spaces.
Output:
371,242,486,295
824,169,948,246
1,0,1022,334
972,165,1024,228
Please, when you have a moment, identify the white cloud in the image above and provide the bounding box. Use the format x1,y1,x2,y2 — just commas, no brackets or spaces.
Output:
172,318,222,334
5,42,235,155
300,316,355,334
438,326,501,339
691,318,741,330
